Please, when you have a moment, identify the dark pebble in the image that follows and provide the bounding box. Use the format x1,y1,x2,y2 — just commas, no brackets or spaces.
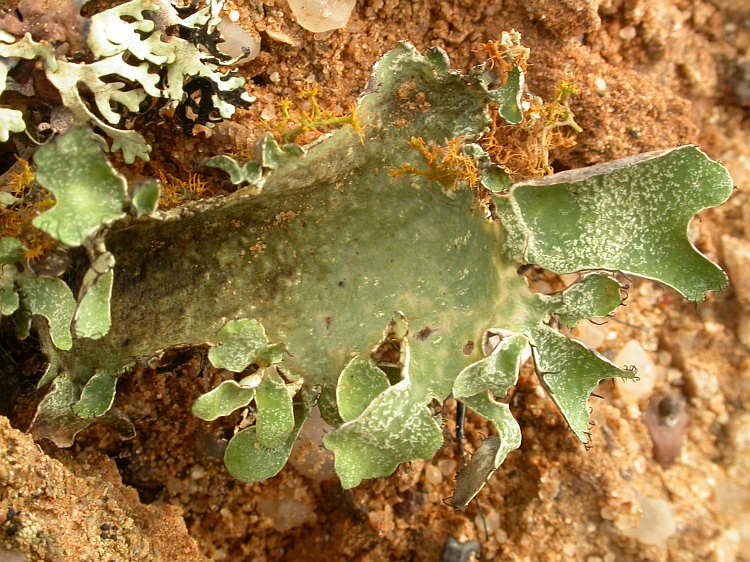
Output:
441,536,481,562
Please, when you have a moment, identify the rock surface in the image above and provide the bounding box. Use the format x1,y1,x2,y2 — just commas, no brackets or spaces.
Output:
0,417,207,561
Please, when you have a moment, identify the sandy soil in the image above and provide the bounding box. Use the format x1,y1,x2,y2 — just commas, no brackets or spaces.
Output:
3,0,750,560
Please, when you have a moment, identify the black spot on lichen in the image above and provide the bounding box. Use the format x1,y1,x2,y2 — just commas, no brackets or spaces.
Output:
416,326,434,341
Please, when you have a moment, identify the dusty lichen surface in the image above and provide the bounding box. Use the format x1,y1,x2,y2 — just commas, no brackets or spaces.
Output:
3,0,750,561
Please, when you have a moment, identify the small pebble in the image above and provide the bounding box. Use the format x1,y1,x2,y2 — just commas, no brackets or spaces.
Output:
216,20,260,62
474,507,500,536
256,495,316,533
264,29,300,47
438,458,457,478
619,25,637,40
713,479,750,520
190,465,206,480
441,537,481,562
721,235,750,300
287,0,357,33
425,464,443,486
721,235,750,346
288,406,337,482
574,321,607,350
620,492,676,546
709,529,741,562
683,367,719,400
727,412,750,453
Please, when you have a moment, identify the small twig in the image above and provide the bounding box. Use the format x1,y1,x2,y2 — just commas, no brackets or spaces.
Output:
456,400,490,541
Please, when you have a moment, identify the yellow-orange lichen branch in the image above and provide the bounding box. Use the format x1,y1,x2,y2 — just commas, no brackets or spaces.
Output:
475,31,530,84
154,168,210,209
389,137,479,190
0,156,61,261
482,77,582,181
267,88,368,144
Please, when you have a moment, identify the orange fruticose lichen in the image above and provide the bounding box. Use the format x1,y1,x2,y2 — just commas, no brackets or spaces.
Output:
389,137,479,190
484,79,582,181
474,33,582,181
154,168,211,209
7,156,35,198
226,87,368,164
0,157,59,261
475,32,531,84
390,37,581,189
270,87,367,144
18,228,58,262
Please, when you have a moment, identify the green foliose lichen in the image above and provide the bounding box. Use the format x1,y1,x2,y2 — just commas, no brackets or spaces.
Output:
3,38,732,496
0,0,253,163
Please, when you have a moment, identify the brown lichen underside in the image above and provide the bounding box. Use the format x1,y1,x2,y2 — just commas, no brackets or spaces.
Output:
4,0,750,560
